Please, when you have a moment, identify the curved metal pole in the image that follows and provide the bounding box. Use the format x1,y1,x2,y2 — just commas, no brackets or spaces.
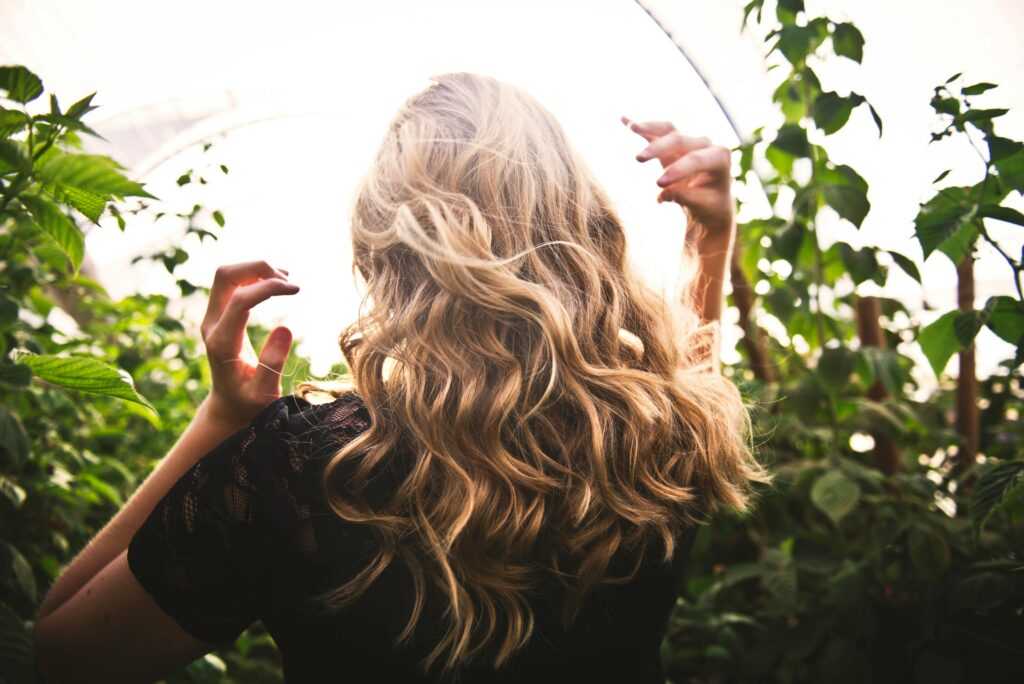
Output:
632,0,746,141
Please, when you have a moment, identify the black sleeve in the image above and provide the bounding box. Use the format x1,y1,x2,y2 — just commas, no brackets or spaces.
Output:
127,395,315,645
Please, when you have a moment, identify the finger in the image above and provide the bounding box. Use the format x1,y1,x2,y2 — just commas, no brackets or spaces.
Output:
203,260,290,333
254,325,293,397
205,278,300,359
622,117,676,143
636,132,712,164
657,146,732,188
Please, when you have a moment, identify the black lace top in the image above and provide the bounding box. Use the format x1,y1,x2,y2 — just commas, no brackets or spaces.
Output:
127,392,699,683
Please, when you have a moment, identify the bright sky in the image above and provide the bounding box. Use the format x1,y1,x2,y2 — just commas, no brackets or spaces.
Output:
2,0,1021,381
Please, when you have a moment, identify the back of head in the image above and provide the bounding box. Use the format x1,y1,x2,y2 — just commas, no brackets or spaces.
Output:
300,72,767,674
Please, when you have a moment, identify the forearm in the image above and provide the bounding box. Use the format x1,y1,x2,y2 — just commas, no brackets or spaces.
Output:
36,393,247,620
687,217,736,325
681,216,735,371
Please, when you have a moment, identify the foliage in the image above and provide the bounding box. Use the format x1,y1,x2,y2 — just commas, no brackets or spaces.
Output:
0,66,308,682
659,2,1024,683
2,2,1023,681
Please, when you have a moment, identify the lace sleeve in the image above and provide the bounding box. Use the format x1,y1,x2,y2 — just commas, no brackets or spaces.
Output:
126,394,320,645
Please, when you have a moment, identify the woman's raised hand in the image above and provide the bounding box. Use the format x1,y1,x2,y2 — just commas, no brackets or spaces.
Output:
622,116,735,241
199,260,300,428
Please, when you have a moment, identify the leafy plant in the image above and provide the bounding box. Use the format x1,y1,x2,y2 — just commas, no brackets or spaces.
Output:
659,2,1024,683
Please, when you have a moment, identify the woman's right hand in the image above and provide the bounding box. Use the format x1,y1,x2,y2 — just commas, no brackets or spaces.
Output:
622,116,735,243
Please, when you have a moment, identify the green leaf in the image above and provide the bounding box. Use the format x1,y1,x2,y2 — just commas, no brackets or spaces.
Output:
9,350,157,414
936,221,979,264
772,221,806,261
977,204,1024,227
0,139,30,174
0,407,30,465
0,475,26,508
868,103,883,137
742,0,764,27
914,187,976,260
821,165,870,228
918,311,960,378
832,23,864,62
812,92,864,135
945,72,963,84
886,250,921,284
0,541,36,603
908,526,951,580
0,107,29,137
35,151,156,200
43,183,107,223
33,112,105,140
0,66,43,103
772,124,811,157
810,470,861,525
961,82,997,96
212,210,225,227
932,169,951,184
836,243,879,284
775,24,825,64
20,194,85,273
971,461,1024,532
953,309,984,347
65,92,99,119
988,136,1024,191
984,296,1024,344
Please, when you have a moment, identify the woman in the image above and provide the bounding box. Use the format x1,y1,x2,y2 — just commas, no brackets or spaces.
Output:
33,73,768,682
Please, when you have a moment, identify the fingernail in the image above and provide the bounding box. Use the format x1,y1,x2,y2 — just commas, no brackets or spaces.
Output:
657,174,671,186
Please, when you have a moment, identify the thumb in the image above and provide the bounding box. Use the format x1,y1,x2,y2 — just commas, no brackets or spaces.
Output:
255,325,293,397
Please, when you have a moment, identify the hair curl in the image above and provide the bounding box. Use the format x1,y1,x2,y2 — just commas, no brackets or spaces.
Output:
297,72,769,674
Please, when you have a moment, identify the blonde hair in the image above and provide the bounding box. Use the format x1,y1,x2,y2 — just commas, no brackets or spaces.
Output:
297,72,768,674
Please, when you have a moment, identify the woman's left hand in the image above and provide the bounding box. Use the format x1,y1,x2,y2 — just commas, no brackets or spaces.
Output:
199,260,300,428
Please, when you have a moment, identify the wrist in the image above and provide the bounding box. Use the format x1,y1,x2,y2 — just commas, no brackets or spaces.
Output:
199,392,251,434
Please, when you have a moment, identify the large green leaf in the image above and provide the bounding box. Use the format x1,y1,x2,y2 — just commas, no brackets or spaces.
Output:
812,91,864,135
19,194,85,273
836,243,880,285
43,183,107,223
984,296,1024,345
832,23,864,63
35,151,156,200
914,187,979,260
988,136,1024,191
9,350,156,414
821,165,870,228
0,107,29,137
0,65,43,103
961,82,997,96
918,311,959,378
810,470,860,525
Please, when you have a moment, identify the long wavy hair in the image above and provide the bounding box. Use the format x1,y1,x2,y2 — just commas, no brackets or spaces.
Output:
297,72,769,674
